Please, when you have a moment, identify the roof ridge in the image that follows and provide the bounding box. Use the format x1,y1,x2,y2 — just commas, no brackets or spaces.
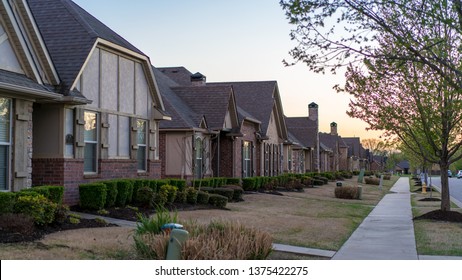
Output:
60,0,98,39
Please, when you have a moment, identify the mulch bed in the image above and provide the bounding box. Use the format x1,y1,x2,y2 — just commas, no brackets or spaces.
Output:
0,218,117,244
419,198,441,202
414,210,462,223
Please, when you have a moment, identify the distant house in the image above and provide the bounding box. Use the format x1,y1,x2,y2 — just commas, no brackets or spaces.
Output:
343,137,368,172
285,102,320,173
395,160,410,174
319,122,349,172
155,67,240,180
0,0,169,205
157,67,290,179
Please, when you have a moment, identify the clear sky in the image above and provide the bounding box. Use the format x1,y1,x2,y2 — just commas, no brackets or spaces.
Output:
72,0,382,140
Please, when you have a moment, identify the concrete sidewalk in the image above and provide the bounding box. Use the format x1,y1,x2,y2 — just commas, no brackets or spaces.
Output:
332,177,418,260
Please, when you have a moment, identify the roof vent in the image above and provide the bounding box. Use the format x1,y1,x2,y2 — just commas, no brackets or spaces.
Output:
191,72,206,86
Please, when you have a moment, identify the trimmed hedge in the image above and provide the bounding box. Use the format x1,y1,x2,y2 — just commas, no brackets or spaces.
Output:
212,188,234,201
135,186,155,208
0,192,16,214
154,185,169,207
312,179,324,186
169,179,187,191
223,185,244,201
197,190,210,204
115,180,132,207
26,186,64,205
79,183,107,210
186,187,198,204
334,186,362,200
156,179,170,188
101,181,118,208
242,178,256,191
226,178,241,185
208,194,228,208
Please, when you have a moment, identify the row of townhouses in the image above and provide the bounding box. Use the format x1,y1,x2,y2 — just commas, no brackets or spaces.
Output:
0,0,370,205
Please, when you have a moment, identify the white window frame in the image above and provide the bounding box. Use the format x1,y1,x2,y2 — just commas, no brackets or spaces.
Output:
242,141,252,178
0,97,12,191
84,111,98,174
194,137,203,179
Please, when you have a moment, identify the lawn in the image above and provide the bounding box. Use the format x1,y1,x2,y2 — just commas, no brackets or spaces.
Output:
411,179,462,256
0,176,399,259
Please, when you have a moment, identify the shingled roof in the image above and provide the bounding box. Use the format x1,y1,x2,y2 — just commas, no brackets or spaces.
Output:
285,117,317,148
158,67,194,86
319,132,348,151
27,0,146,94
343,137,366,158
209,81,280,136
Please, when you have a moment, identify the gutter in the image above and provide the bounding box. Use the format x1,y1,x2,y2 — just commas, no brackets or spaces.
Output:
0,82,61,100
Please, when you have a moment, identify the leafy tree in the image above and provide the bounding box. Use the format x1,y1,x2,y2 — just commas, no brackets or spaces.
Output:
280,0,462,212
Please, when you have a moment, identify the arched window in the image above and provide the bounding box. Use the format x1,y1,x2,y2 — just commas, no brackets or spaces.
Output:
194,137,203,179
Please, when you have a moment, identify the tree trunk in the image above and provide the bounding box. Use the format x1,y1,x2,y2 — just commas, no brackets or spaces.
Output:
439,161,451,212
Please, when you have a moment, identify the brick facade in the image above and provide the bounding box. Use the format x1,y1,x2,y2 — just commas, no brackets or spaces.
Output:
32,158,161,205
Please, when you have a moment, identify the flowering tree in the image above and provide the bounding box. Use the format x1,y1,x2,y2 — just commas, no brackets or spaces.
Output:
280,0,462,212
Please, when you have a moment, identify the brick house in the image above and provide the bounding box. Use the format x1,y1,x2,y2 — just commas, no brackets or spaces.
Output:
155,67,241,180
285,102,320,173
319,122,349,172
0,0,62,193
343,137,368,172
0,0,168,204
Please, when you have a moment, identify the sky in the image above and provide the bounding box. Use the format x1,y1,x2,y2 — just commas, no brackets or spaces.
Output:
72,0,383,140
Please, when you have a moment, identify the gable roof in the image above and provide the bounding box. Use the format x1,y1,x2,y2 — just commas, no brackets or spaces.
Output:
343,137,366,158
209,81,288,139
27,0,146,94
285,117,317,148
319,132,348,151
158,67,194,86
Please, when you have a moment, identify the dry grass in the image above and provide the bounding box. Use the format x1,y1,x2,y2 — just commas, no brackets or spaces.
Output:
411,186,462,256
1,176,398,259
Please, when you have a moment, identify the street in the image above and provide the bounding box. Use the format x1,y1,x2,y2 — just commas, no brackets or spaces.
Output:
428,176,462,206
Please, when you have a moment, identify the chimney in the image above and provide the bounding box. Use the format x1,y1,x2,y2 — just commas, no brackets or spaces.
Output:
308,102,318,121
330,122,338,135
190,72,206,86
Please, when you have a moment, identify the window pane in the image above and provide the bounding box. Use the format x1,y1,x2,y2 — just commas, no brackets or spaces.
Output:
84,143,97,172
0,145,8,190
137,120,146,144
0,98,11,143
137,146,146,171
84,112,97,141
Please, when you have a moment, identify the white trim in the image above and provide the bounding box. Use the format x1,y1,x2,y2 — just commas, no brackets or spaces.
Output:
0,33,7,44
18,0,60,84
2,0,42,84
0,81,61,100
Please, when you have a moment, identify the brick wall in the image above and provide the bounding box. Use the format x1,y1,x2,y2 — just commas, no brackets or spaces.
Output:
32,158,161,205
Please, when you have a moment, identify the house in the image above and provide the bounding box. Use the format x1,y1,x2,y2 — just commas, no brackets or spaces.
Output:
319,122,349,172
395,160,410,174
158,67,290,179
0,0,168,204
0,0,62,193
154,67,241,180
343,137,368,172
285,102,320,173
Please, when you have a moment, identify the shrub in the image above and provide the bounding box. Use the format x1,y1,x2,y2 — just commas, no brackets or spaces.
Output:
185,187,198,204
223,185,244,201
54,204,69,224
312,179,324,186
208,194,228,208
169,179,186,191
115,180,132,207
175,189,187,204
154,185,169,207
301,176,312,187
200,187,214,193
365,177,380,185
314,176,329,184
14,194,57,226
26,186,64,205
335,186,362,200
101,181,118,208
181,220,273,260
226,178,241,185
0,192,16,214
148,180,158,193
161,184,178,204
242,178,256,191
135,186,155,208
212,188,234,201
156,179,170,188
79,183,107,210
197,191,210,204
135,207,178,235
0,213,35,234
132,180,148,201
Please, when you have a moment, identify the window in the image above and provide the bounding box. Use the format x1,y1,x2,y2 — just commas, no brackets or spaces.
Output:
136,120,147,171
84,111,98,173
242,141,252,178
288,147,292,172
0,98,11,190
194,137,203,179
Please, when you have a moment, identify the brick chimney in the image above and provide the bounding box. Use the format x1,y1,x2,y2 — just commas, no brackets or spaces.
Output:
330,122,338,135
308,102,318,121
190,72,206,86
